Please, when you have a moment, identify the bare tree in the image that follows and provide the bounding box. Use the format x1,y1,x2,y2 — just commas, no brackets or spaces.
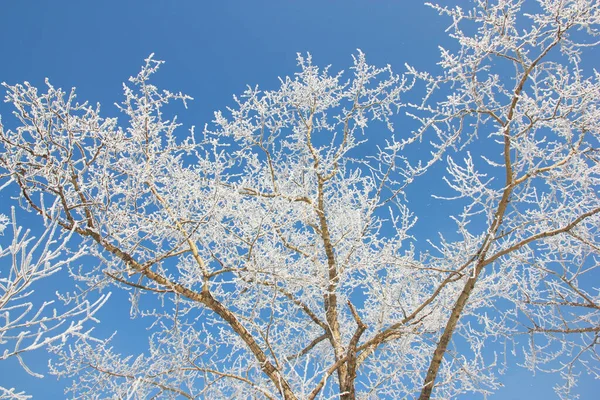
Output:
0,0,599,398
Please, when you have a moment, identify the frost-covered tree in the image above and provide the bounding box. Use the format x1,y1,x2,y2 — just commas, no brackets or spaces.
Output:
0,0,599,398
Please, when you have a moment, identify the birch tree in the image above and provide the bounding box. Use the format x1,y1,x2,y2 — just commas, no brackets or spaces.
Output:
0,0,599,398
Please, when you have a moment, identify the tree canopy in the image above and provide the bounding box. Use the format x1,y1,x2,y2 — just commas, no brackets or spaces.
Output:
1,0,599,398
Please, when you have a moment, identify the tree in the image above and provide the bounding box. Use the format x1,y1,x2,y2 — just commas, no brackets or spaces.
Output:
0,0,599,398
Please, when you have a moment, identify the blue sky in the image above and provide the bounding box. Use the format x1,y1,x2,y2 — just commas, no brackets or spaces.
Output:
0,0,598,398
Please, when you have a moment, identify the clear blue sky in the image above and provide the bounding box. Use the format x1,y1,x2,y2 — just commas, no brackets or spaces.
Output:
0,1,597,398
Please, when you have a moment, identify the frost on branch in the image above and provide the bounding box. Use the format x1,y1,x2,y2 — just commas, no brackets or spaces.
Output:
0,1,600,399
0,200,109,398
0,387,30,400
